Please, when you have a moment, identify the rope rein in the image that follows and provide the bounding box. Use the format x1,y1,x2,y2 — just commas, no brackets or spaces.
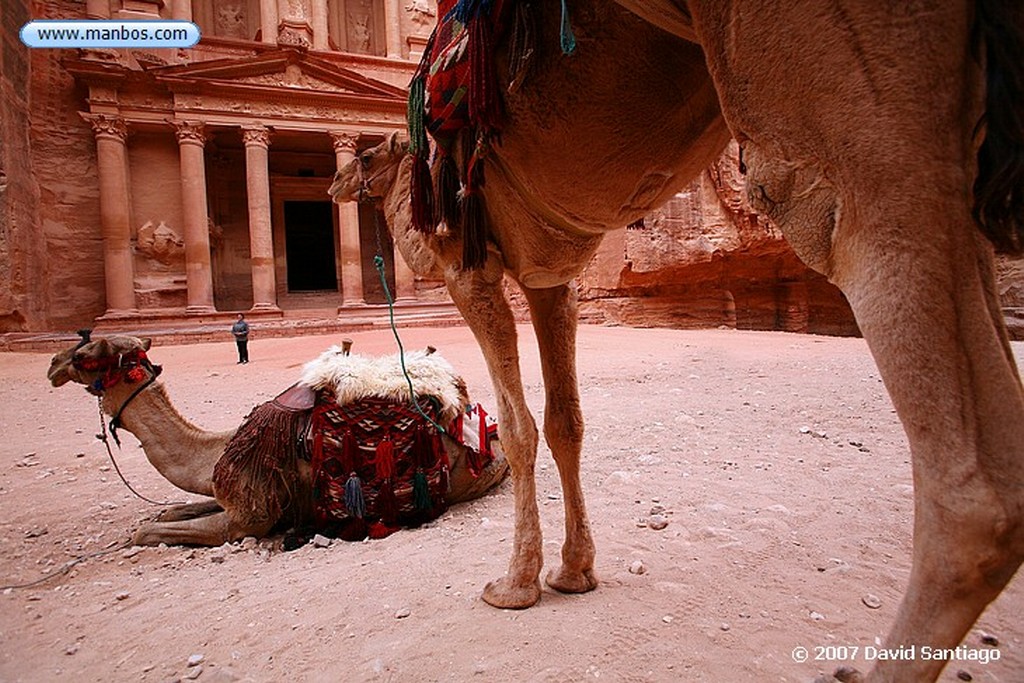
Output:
370,205,448,437
94,364,186,507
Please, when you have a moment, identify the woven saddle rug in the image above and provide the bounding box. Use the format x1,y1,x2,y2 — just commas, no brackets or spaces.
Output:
213,347,498,542
300,347,496,540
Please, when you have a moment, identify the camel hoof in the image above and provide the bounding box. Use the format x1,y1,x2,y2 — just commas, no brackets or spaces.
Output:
481,576,542,609
545,566,598,594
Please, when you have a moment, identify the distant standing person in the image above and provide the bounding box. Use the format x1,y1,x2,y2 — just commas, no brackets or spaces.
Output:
231,313,250,364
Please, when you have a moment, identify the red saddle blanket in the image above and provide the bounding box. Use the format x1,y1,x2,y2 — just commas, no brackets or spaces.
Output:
311,392,453,540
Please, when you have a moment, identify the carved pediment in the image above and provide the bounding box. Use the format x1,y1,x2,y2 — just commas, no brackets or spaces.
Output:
153,51,407,101
236,66,350,93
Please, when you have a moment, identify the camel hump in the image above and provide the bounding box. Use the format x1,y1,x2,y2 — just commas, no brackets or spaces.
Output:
274,382,316,411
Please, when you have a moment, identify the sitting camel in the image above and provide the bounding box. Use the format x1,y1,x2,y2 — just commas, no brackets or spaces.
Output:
48,334,508,546
333,2,1023,681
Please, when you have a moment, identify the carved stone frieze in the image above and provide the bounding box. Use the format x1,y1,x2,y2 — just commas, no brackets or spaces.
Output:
81,113,128,141
405,0,436,23
239,71,349,93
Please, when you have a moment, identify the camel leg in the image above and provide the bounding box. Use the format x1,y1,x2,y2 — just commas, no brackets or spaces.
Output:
133,511,274,547
155,499,223,522
443,253,544,608
688,3,1024,680
522,284,597,594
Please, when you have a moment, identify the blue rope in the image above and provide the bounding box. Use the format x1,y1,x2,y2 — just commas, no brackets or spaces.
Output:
373,254,448,436
560,0,577,55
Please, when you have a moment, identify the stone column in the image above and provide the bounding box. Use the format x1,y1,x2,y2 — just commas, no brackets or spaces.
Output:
330,132,365,306
260,0,278,44
171,0,192,21
172,121,216,313
242,125,280,311
383,0,404,58
310,0,329,50
82,113,137,315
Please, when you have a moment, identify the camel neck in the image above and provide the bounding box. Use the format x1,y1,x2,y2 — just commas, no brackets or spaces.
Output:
100,381,233,496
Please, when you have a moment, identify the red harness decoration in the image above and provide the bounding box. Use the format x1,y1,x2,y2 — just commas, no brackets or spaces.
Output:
310,393,453,540
73,349,153,392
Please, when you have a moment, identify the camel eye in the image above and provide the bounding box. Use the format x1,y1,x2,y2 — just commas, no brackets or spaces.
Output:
360,154,372,168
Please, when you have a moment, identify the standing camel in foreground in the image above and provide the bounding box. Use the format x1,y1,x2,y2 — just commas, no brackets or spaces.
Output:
332,2,1024,680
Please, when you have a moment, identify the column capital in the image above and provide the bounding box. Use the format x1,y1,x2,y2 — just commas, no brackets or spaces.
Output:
330,131,359,155
171,120,206,146
242,125,272,148
81,113,128,142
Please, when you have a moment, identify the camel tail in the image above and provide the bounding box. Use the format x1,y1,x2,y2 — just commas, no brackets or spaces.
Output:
973,0,1024,254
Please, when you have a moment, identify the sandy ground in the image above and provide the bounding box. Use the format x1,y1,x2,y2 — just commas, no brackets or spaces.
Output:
0,324,1021,683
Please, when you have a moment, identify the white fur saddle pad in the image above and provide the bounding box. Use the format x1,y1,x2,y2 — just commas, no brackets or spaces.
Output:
299,348,466,423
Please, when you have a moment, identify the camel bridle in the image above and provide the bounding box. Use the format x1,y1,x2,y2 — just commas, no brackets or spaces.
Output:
76,350,178,506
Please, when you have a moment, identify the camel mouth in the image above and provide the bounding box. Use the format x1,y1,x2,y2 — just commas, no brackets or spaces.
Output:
48,369,72,387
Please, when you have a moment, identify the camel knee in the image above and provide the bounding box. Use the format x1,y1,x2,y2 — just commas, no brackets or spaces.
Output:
742,142,839,277
544,405,583,461
919,488,1024,596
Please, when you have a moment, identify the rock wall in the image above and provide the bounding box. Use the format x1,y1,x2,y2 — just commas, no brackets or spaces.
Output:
0,0,44,332
578,142,859,336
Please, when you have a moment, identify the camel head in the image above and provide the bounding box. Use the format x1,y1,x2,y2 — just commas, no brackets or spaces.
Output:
329,131,408,204
49,334,157,395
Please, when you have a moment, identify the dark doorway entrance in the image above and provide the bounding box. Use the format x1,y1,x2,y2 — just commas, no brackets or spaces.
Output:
284,201,337,291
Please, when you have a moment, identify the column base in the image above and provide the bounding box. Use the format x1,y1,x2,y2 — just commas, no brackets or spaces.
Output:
97,308,140,321
185,305,217,315
250,303,283,313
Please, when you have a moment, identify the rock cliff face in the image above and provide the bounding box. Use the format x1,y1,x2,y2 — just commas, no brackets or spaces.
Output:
577,143,859,336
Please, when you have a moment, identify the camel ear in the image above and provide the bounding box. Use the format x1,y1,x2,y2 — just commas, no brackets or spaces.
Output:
389,131,400,153
141,338,152,351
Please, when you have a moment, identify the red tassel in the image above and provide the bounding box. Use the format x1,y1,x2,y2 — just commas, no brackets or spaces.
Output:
374,437,395,480
468,14,501,132
435,152,461,230
411,153,436,233
476,403,491,459
378,482,399,524
341,429,360,474
460,141,488,269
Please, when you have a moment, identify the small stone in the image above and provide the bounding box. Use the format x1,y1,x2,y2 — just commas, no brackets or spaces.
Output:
187,654,204,667
649,505,666,516
956,670,973,681
628,560,646,575
395,607,411,619
115,591,130,601
979,631,999,646
184,664,204,680
809,611,825,621
720,622,730,632
661,615,673,624
647,514,669,531
862,593,882,609
25,527,48,539
122,546,143,559
209,549,227,564
240,536,258,551
799,426,811,434
312,534,331,548
75,452,86,458
65,643,79,655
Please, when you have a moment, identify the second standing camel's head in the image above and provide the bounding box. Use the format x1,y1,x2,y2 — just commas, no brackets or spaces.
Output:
329,131,408,205
48,335,156,394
